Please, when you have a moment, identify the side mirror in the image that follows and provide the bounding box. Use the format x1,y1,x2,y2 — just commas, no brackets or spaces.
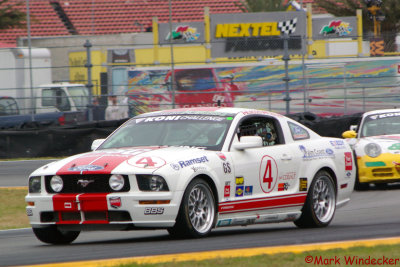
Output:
91,139,105,150
342,130,357,139
233,136,263,150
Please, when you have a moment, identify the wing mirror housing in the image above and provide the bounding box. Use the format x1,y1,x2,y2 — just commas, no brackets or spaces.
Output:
342,130,357,139
233,136,263,150
91,139,105,150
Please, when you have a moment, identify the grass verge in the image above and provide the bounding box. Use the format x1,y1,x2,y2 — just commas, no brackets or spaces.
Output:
112,244,400,267
0,188,30,230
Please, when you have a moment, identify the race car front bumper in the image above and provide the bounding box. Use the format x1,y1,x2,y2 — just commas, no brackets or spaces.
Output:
357,153,400,183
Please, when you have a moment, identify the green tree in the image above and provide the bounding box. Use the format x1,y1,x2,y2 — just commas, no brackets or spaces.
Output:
0,0,26,30
314,0,400,51
246,0,287,12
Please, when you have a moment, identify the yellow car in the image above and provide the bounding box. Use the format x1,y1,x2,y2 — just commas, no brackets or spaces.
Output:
343,109,400,189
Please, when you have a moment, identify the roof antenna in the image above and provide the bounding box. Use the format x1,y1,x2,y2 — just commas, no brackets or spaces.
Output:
217,100,221,107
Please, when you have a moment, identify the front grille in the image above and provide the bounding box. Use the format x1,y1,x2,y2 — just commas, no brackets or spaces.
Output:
45,174,130,193
40,211,132,223
372,168,394,177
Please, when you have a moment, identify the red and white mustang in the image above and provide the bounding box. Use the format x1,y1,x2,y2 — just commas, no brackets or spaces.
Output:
26,107,355,244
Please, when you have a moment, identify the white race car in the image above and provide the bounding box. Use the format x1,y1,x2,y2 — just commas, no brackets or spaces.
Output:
343,108,400,189
26,107,355,244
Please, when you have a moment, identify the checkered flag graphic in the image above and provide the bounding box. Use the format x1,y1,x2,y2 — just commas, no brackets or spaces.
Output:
278,17,297,35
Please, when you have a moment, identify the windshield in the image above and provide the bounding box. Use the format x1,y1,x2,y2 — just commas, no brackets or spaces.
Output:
360,112,400,137
67,86,89,110
99,114,233,151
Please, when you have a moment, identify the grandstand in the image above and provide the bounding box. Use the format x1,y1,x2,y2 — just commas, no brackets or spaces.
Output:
0,0,248,47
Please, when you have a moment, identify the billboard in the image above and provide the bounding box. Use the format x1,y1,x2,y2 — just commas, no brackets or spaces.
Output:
158,22,205,45
210,11,306,58
312,17,358,40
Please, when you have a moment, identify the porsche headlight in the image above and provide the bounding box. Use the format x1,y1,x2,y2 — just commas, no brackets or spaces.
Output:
29,176,41,193
136,175,169,192
109,174,125,191
50,175,63,193
365,143,382,158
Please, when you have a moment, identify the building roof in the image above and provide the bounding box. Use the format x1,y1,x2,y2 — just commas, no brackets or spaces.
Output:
0,0,248,47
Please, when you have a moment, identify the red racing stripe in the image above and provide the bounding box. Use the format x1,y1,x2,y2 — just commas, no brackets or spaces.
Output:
56,148,161,175
218,193,307,214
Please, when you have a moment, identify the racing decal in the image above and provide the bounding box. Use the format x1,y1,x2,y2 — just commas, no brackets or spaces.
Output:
299,178,308,191
128,156,166,169
278,182,290,191
222,162,231,173
224,182,231,198
170,163,180,171
217,219,232,226
191,166,206,172
299,145,335,160
69,165,104,172
235,186,244,197
244,186,253,196
369,112,400,120
26,208,33,216
330,140,346,149
279,172,296,181
219,193,307,214
388,143,400,150
344,152,353,171
259,155,278,193
144,207,164,215
178,156,208,168
136,115,225,123
235,176,244,185
216,152,227,161
109,197,121,208
56,148,160,175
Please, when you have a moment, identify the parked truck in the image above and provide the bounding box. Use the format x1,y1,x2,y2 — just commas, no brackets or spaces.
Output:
0,47,90,128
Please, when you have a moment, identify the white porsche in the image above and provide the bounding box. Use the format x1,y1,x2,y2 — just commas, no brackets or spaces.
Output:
26,107,355,244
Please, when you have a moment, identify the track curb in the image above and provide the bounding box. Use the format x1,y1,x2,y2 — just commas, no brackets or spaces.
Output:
22,236,400,267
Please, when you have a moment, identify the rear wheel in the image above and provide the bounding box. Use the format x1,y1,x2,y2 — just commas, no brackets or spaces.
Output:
168,178,216,238
32,226,80,244
294,171,336,228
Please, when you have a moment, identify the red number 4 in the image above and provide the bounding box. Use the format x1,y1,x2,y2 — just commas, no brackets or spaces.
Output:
136,157,155,167
263,159,273,189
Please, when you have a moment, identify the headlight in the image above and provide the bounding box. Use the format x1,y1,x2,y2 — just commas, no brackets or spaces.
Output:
109,174,125,191
29,176,41,193
365,143,382,158
136,175,169,191
50,175,63,193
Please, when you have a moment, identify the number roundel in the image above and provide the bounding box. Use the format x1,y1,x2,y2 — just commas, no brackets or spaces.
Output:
127,156,166,169
259,155,278,193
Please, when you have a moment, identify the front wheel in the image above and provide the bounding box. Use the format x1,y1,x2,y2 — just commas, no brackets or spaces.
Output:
168,178,216,238
32,226,80,244
294,170,336,228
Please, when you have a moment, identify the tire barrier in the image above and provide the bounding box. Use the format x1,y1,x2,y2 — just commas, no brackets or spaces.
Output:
0,114,363,159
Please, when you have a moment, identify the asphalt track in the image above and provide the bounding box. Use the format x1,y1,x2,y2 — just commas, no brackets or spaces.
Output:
0,161,400,266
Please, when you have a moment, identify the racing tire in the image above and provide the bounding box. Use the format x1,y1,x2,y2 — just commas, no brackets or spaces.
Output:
168,178,216,238
294,170,336,228
32,226,80,244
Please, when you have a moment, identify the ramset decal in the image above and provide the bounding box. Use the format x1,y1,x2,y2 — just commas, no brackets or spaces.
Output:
259,155,278,193
127,156,166,169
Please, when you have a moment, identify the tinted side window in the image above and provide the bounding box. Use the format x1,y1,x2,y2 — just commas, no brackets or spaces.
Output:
288,121,310,140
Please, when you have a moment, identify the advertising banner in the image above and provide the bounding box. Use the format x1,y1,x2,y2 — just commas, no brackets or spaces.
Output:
312,17,358,40
158,22,205,45
210,11,306,58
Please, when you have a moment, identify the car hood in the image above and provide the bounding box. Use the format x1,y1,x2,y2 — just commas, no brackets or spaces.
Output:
31,146,215,176
358,134,400,154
